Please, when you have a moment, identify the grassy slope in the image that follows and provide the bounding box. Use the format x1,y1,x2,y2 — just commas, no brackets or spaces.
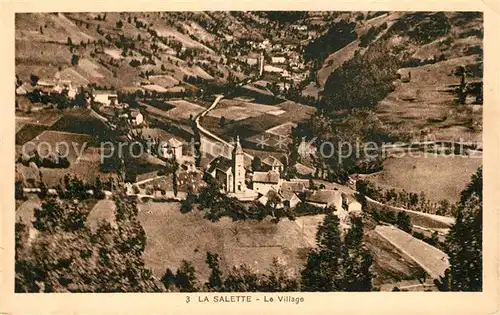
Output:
138,201,430,287
365,154,482,203
15,12,258,90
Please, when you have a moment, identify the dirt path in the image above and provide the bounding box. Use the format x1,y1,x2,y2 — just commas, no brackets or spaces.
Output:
195,94,254,160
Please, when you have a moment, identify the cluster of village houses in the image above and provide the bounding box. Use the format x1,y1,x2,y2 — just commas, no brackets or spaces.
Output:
204,136,362,219
17,72,361,221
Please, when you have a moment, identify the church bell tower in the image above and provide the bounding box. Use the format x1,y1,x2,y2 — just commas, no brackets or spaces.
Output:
232,135,246,193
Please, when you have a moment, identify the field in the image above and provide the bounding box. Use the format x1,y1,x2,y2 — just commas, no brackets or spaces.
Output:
365,154,482,203
86,199,117,232
23,130,91,162
376,55,483,142
137,202,426,287
148,75,179,88
365,228,428,286
144,99,206,122
137,202,310,281
16,124,48,145
200,99,316,146
374,225,449,279
153,27,215,53
49,108,117,143
15,110,120,188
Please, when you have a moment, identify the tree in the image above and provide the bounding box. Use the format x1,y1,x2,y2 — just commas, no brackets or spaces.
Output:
71,54,80,66
67,37,73,47
337,216,373,291
251,157,262,172
301,213,343,291
33,199,87,233
219,116,226,128
205,252,223,291
15,180,24,200
396,211,412,233
436,167,482,291
301,213,373,291
16,196,161,292
260,257,299,291
30,74,40,86
174,260,199,292
116,20,123,28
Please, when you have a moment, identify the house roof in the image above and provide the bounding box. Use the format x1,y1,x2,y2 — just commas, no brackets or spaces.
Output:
142,84,168,93
281,181,306,193
16,85,27,95
262,156,283,168
94,90,118,96
280,189,299,202
258,188,285,208
305,189,341,206
130,109,142,118
168,138,183,148
207,156,233,174
252,171,280,184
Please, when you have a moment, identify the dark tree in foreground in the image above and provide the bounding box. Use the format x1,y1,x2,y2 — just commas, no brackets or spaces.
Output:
301,213,343,291
16,194,161,292
435,167,482,291
301,213,373,291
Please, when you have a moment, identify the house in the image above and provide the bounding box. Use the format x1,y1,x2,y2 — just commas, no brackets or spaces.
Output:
162,138,183,161
258,188,285,209
252,170,281,196
246,57,258,65
261,156,284,174
129,109,144,126
206,136,247,193
280,189,301,208
94,91,118,106
16,84,28,95
271,56,287,64
347,199,363,213
281,180,307,195
305,189,343,212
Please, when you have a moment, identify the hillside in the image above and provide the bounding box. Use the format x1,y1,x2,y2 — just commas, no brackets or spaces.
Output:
15,12,278,90
305,12,482,99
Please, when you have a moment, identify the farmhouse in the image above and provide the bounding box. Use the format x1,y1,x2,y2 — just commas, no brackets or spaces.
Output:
271,56,287,64
347,199,363,213
129,109,144,126
252,170,281,195
305,189,343,211
94,91,118,106
161,138,183,161
261,156,284,173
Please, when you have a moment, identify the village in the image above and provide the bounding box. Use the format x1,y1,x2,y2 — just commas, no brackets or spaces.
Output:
14,11,483,293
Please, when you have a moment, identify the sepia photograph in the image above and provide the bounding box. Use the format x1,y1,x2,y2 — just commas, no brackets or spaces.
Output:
11,10,486,295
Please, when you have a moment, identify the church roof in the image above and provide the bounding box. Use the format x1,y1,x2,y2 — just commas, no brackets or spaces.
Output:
207,156,233,174
233,135,243,154
252,171,280,184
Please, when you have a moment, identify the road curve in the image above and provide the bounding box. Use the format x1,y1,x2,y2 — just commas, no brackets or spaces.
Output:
195,94,254,160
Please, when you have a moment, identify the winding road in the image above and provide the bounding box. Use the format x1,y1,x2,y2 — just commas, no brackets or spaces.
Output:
194,94,254,161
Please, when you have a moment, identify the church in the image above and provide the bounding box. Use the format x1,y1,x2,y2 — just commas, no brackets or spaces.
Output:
205,136,247,193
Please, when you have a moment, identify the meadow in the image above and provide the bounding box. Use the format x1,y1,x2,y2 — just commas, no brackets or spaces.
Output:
137,202,310,281
365,154,482,203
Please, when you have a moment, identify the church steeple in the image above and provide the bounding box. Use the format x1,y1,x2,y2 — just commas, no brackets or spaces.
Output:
232,135,245,193
233,135,243,154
